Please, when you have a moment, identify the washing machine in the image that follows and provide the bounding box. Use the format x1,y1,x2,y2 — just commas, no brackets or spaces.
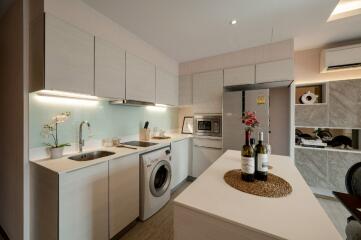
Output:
140,146,172,221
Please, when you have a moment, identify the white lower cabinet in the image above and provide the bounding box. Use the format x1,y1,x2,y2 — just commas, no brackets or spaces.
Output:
171,138,192,189
58,162,109,240
109,154,140,238
192,138,223,177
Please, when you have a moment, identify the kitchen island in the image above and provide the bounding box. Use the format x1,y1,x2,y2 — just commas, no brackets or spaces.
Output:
173,150,342,240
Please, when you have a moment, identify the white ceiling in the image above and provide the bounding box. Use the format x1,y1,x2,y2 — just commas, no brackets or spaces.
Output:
83,0,361,62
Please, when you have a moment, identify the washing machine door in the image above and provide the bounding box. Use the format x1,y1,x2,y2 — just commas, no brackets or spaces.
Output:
149,160,172,197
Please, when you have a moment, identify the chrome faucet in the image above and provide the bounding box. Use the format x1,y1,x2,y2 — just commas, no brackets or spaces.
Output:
79,121,91,152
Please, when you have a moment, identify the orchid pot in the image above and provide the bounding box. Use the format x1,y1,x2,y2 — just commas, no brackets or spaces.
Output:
49,146,65,159
42,112,71,159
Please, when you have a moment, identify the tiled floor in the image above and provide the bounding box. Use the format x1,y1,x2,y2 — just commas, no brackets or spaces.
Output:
121,181,348,240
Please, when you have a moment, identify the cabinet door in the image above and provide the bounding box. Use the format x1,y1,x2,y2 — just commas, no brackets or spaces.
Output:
59,162,108,240
156,68,178,106
255,59,293,83
45,14,94,95
179,75,193,106
193,70,223,114
171,139,191,189
126,53,156,103
192,145,223,177
192,138,223,177
95,37,126,99
224,65,255,86
109,154,139,238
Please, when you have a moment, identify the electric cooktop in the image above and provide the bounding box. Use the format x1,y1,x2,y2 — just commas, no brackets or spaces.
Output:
121,141,158,147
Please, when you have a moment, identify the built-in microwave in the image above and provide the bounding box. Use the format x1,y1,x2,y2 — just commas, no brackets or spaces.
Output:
194,115,222,137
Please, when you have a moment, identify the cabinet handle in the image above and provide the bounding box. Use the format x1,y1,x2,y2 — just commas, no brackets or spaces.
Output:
193,145,222,150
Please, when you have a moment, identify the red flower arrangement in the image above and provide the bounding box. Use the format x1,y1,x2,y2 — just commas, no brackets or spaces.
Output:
242,111,259,132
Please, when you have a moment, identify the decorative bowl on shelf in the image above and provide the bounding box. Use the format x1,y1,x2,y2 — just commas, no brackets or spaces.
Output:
300,91,318,104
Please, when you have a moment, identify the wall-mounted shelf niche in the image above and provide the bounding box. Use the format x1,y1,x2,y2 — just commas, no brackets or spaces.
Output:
295,127,361,153
295,82,328,105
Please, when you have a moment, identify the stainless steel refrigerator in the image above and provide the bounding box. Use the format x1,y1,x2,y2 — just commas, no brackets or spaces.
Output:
223,89,270,151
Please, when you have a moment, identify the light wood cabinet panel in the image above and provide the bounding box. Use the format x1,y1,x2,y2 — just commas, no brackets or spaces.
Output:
59,162,108,240
224,65,255,86
109,154,139,238
156,68,178,106
126,53,156,103
179,75,193,106
45,14,94,95
193,70,223,114
171,139,191,189
95,37,126,99
256,59,293,83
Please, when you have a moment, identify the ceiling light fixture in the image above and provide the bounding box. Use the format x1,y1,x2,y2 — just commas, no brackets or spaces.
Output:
230,19,237,25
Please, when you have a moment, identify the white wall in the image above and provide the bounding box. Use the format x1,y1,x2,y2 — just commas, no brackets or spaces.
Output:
44,0,178,75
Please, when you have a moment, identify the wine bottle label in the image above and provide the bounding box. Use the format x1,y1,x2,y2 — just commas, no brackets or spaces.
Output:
241,157,255,174
257,154,269,172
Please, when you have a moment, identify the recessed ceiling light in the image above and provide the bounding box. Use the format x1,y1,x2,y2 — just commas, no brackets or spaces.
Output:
230,19,237,25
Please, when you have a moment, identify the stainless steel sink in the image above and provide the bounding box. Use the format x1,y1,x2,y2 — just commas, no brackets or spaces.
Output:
69,151,115,161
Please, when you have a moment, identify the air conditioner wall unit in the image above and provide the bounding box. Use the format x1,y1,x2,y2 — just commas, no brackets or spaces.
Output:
320,43,361,73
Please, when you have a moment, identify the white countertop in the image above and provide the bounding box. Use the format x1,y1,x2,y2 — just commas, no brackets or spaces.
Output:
174,150,342,240
30,133,192,174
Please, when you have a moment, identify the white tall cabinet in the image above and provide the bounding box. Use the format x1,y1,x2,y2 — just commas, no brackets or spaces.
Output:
179,75,193,106
126,53,156,103
45,14,94,95
156,68,178,106
58,162,108,240
109,154,140,238
170,138,192,189
95,37,126,99
192,70,223,114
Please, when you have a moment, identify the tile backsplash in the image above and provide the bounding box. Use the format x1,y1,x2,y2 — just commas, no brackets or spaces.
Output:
29,93,179,149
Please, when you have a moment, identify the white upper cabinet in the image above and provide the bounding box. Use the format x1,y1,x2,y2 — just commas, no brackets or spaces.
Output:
156,68,178,106
126,53,156,103
179,75,193,106
193,70,223,114
95,37,126,99
224,65,255,86
45,14,94,95
255,58,293,83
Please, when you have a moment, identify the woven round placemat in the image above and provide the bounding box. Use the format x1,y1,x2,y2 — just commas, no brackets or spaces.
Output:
224,169,292,198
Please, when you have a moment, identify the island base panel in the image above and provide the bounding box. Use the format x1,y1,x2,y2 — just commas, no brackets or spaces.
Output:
174,205,281,240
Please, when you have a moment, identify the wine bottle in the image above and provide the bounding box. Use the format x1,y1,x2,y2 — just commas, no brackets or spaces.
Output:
250,138,256,149
255,132,268,181
241,131,255,182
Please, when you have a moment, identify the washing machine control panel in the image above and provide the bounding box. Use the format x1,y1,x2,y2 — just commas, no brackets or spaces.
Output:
143,147,171,168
